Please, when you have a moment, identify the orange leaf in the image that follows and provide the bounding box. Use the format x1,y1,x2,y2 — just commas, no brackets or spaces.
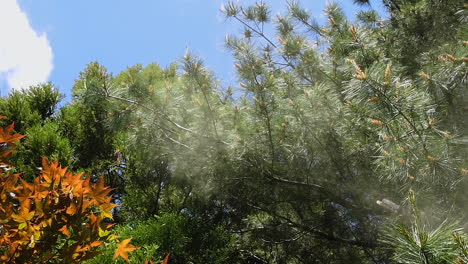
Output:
161,253,170,264
11,205,34,223
99,202,117,219
113,238,139,262
0,123,25,143
0,119,118,263
90,241,103,247
90,176,113,204
89,212,101,231
66,202,78,215
40,158,67,188
59,225,71,237
19,178,35,193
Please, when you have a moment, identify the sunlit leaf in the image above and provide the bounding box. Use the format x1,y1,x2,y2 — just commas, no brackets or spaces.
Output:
98,227,111,238
113,238,139,262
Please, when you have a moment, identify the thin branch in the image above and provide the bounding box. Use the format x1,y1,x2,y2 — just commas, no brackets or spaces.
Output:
246,201,380,248
232,14,341,88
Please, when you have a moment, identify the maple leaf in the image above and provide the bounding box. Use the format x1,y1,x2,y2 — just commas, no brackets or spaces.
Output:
99,202,117,219
98,227,111,238
113,238,139,262
89,176,113,204
0,121,119,263
88,213,101,232
80,197,93,214
11,205,34,225
0,123,26,143
63,171,84,198
40,158,67,188
19,178,35,194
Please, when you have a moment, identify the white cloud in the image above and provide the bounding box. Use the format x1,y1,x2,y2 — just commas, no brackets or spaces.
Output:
0,0,53,92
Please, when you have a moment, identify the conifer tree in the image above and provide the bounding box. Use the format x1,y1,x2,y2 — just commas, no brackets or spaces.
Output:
3,0,462,262
90,0,466,262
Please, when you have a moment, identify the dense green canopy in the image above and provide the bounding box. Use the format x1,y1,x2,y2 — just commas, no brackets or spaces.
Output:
2,0,467,263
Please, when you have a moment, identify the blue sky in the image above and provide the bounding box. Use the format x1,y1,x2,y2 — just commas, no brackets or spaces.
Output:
1,0,386,101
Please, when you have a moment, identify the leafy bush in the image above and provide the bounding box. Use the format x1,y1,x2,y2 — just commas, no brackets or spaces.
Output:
86,212,239,263
0,120,125,263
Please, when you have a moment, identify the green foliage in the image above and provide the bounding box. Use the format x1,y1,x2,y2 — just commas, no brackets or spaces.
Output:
384,0,466,73
56,63,124,191
25,83,63,120
86,212,239,264
0,84,71,180
1,0,465,262
12,122,73,180
0,83,63,133
0,91,41,134
76,0,468,262
383,192,463,264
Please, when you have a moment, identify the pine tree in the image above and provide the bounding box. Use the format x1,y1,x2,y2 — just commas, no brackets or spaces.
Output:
8,0,461,262
98,0,466,262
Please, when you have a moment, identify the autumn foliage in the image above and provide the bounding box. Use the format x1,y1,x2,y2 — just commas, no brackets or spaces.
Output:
0,120,117,263
113,238,139,261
